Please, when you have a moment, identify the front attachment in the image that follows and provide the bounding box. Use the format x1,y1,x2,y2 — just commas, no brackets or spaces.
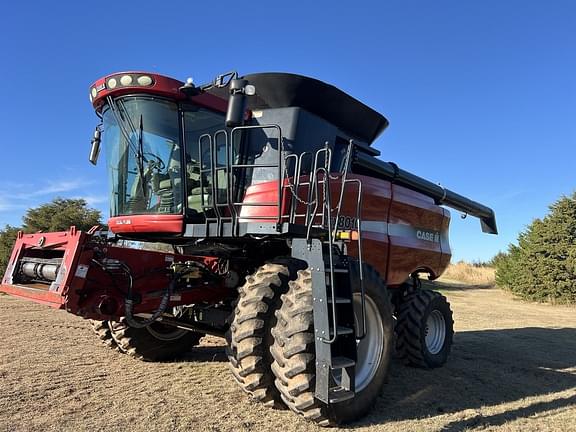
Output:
1,227,90,308
0,227,230,320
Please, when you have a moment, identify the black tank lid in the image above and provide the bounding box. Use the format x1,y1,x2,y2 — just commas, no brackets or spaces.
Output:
209,72,389,144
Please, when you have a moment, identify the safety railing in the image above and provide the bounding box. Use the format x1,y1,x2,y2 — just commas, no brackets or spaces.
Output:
194,126,366,341
286,142,367,343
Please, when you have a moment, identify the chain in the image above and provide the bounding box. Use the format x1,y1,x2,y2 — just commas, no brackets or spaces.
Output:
282,142,353,224
283,162,317,206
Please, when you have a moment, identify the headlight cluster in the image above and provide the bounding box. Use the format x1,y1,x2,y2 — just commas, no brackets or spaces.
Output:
89,74,155,102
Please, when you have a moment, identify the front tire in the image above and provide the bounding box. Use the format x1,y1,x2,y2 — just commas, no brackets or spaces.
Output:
271,263,394,426
396,289,454,368
89,320,117,349
225,258,305,408
108,319,203,361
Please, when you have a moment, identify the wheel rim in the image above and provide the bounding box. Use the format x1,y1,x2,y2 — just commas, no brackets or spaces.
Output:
352,293,384,392
145,323,189,341
425,310,446,355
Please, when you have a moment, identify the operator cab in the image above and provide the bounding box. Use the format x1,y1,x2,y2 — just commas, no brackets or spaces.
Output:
88,71,388,239
89,72,231,235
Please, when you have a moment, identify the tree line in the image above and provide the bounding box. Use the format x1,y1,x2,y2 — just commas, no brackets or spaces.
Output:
493,192,576,304
0,198,101,275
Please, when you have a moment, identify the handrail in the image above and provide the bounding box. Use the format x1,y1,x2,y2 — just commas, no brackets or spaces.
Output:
230,124,285,234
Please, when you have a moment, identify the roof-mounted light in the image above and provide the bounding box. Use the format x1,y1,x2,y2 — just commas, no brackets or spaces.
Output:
137,75,153,86
120,75,133,86
89,74,156,103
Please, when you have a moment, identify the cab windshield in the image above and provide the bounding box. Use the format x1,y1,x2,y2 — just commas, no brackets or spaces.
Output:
102,96,226,218
102,96,182,216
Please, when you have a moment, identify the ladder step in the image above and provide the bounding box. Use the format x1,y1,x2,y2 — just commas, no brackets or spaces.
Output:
330,326,354,337
325,268,348,274
327,297,352,304
331,356,355,369
328,387,355,404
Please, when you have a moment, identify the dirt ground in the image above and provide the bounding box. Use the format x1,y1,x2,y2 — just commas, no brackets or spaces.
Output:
1,284,576,432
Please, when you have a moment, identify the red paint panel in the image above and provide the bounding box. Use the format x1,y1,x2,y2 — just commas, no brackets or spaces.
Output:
240,174,393,279
386,185,448,285
108,214,184,234
239,174,450,287
0,284,65,308
347,175,391,280
239,179,288,222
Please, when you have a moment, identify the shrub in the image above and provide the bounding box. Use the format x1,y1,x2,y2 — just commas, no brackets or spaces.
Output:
0,225,21,277
495,193,576,303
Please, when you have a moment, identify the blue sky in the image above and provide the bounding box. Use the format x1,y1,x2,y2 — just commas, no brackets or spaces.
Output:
0,1,574,262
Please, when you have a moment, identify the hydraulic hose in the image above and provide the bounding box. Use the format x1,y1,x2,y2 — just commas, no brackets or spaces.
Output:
123,277,175,329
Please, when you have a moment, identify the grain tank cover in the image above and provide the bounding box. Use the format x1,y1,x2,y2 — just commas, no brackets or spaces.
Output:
213,73,389,144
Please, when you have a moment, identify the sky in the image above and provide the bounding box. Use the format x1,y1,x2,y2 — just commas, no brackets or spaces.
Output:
0,1,574,262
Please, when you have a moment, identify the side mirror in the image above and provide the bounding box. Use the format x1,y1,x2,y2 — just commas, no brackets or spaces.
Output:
89,127,101,165
225,79,255,128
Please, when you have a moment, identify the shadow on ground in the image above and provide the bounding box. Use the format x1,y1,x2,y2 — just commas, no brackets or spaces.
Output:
355,327,576,431
179,343,227,363
423,279,495,291
165,326,576,430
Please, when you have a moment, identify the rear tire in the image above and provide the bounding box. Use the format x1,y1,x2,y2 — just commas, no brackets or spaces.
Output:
396,289,454,368
226,258,305,408
108,319,203,361
271,263,394,426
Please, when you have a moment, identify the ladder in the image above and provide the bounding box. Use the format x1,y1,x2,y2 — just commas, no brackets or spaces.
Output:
289,141,366,404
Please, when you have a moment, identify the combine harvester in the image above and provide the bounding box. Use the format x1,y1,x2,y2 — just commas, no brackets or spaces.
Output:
0,71,497,425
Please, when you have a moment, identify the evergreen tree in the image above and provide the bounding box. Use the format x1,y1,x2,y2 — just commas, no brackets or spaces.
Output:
0,225,20,277
0,198,102,275
23,198,101,233
495,192,576,303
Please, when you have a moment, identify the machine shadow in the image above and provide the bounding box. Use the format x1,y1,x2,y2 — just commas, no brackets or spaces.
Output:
422,279,495,291
176,342,228,363
354,327,576,429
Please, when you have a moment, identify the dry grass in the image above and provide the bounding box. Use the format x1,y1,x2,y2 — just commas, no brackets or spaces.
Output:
438,261,496,287
2,286,576,431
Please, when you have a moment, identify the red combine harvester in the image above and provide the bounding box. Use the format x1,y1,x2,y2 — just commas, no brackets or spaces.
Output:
0,71,497,425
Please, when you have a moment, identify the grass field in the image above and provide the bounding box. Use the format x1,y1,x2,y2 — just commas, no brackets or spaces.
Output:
1,266,575,432
438,261,496,287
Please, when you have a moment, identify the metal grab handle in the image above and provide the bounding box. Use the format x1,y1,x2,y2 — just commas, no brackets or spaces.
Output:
346,178,367,340
230,124,284,233
331,140,354,238
197,133,212,217
315,166,339,344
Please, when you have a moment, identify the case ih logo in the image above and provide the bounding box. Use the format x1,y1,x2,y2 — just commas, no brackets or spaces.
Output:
115,219,132,225
417,230,440,243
